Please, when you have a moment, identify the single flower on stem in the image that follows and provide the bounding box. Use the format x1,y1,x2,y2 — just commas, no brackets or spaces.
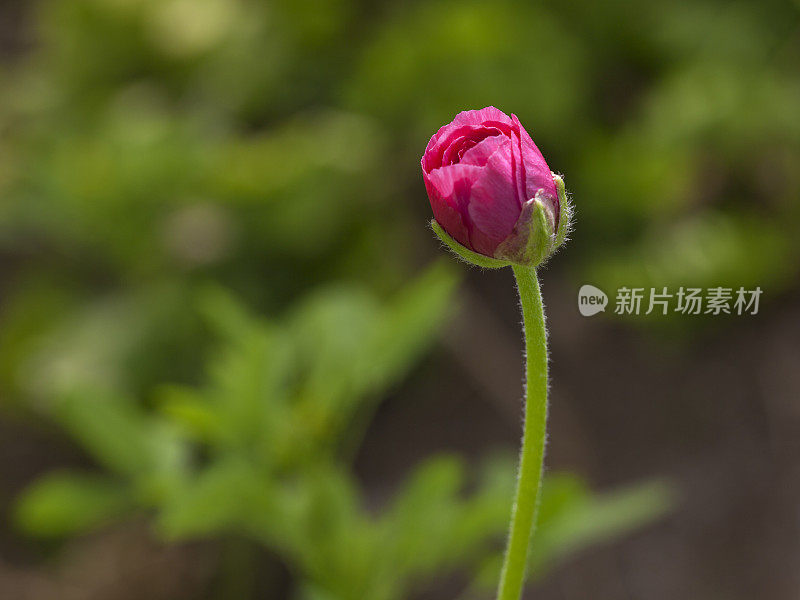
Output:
421,106,572,600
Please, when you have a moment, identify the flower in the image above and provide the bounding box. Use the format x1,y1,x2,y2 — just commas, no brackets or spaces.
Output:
421,107,564,266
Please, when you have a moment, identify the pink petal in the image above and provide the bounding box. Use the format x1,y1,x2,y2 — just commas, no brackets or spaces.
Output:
423,107,515,173
450,106,514,129
459,134,505,167
508,127,525,208
425,125,503,171
441,129,502,167
424,163,483,249
466,139,521,256
511,114,557,202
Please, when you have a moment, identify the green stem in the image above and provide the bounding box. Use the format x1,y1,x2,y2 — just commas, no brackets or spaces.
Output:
496,265,549,600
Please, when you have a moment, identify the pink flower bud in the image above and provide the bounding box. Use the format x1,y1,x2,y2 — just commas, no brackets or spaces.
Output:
421,107,561,266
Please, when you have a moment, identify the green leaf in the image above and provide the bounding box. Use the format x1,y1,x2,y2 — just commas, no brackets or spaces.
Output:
386,455,464,541
14,471,131,537
470,473,675,591
285,264,458,455
157,384,222,442
290,286,381,421
369,260,459,390
53,389,189,503
192,288,295,458
196,285,268,343
157,458,275,540
381,456,497,583
530,476,676,574
56,389,156,475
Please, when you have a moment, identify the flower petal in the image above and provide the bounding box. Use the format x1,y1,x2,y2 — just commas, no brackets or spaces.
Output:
508,127,525,208
425,125,503,171
466,139,521,256
424,163,483,249
423,107,515,173
459,134,505,167
441,129,502,166
511,114,557,202
451,106,514,129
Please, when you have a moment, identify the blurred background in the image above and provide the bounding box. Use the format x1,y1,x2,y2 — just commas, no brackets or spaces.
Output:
1,0,799,598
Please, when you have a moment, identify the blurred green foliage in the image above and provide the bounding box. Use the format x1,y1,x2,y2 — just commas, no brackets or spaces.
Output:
14,265,671,598
3,0,794,594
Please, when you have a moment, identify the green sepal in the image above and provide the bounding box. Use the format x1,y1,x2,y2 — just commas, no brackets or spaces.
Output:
553,174,572,250
494,193,555,267
528,196,554,266
430,220,511,269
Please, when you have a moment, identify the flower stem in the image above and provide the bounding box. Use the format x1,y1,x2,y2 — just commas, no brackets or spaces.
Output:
496,265,549,600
